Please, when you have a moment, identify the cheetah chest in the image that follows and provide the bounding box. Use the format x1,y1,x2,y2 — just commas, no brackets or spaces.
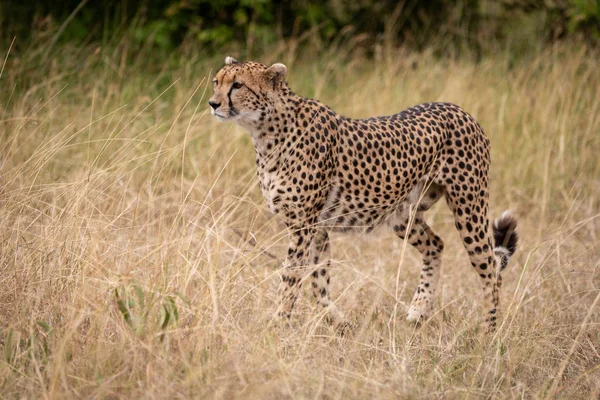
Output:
258,170,281,214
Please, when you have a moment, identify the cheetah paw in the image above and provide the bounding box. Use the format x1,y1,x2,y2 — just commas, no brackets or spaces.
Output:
406,306,431,323
334,320,356,337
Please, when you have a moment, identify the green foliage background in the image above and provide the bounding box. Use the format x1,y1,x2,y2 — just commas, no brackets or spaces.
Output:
1,0,598,52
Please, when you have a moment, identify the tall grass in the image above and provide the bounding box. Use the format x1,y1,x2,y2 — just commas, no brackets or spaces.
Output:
0,36,599,398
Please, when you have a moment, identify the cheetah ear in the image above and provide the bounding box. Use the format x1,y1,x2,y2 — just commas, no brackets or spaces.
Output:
264,63,287,87
224,56,239,65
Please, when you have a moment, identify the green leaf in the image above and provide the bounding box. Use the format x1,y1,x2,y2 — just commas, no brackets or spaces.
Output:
160,305,171,330
134,284,145,310
115,288,132,326
36,320,52,333
165,296,179,323
4,329,15,363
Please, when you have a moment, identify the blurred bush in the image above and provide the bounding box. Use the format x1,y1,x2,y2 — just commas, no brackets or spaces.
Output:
0,0,598,51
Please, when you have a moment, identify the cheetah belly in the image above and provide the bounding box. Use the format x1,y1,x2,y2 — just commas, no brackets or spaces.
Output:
317,177,411,232
317,151,438,231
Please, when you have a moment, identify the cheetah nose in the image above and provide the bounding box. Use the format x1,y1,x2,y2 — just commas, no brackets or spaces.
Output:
208,101,221,110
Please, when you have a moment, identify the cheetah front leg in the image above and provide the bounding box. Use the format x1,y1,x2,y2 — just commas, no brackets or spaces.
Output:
310,230,345,327
277,226,316,320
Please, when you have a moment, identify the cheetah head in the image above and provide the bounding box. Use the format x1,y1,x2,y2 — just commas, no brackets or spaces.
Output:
208,57,288,132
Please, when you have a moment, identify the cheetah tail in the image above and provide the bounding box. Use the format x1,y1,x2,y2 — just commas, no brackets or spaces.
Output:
493,211,518,273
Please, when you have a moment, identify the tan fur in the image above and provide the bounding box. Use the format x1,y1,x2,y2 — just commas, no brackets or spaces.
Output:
209,58,519,331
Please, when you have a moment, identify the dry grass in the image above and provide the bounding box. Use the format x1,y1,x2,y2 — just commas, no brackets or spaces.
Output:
0,39,599,399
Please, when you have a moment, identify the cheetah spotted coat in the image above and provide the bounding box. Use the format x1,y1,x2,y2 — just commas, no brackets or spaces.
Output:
209,57,518,331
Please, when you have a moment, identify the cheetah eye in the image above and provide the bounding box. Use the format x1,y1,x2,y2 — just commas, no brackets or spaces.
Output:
232,82,244,90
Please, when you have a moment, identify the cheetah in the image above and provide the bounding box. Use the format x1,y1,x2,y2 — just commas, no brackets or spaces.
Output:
208,56,518,331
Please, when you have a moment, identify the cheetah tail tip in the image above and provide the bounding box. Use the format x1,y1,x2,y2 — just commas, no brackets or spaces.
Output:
493,211,518,262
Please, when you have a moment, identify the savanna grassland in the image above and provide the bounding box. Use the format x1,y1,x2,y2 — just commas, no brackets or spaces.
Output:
0,37,599,399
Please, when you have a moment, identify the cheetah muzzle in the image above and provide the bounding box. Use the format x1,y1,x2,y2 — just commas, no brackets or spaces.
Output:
209,56,519,332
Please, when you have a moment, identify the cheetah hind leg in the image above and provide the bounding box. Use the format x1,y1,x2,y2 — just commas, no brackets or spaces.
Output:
395,214,445,323
391,182,445,323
